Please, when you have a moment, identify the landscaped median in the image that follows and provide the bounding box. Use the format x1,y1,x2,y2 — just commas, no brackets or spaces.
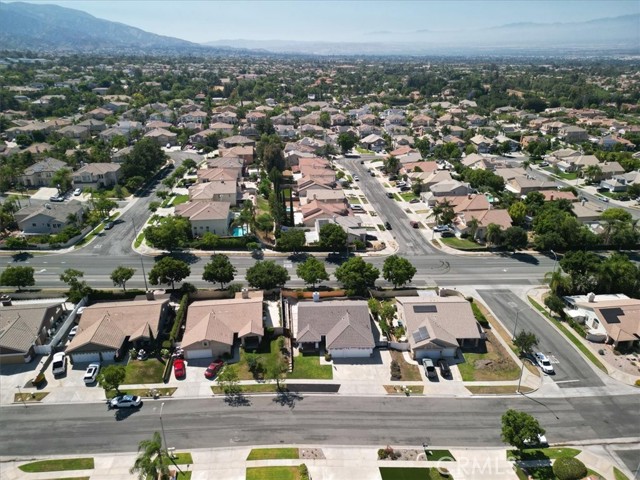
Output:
19,457,94,473
246,464,310,480
247,448,299,460
14,391,49,403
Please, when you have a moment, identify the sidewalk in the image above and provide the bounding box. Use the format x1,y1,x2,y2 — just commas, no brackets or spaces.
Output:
1,443,631,480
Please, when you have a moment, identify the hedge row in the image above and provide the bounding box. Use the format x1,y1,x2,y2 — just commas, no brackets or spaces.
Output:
169,294,189,343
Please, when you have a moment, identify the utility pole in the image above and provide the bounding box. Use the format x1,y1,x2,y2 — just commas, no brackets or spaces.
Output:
131,219,149,291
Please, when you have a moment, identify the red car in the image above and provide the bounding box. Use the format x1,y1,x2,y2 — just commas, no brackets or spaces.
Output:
204,360,224,379
173,358,186,379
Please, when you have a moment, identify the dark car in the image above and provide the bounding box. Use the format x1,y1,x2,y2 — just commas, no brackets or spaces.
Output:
104,221,114,230
384,221,392,230
441,231,455,238
400,186,411,192
173,358,186,379
410,221,419,229
386,192,394,198
204,360,224,379
437,359,451,378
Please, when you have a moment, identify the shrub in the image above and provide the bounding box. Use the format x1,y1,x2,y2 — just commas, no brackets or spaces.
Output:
598,349,605,355
169,294,189,343
552,457,587,480
299,464,310,480
635,379,640,387
324,352,332,362
390,360,402,380
162,340,172,349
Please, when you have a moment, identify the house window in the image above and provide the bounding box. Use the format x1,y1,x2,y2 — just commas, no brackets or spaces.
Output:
32,223,36,227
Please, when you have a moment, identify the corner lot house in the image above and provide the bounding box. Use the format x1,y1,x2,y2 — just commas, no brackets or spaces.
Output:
396,296,483,360
563,294,640,349
15,200,85,235
174,201,231,236
296,300,375,358
0,301,66,364
66,297,171,363
181,290,264,360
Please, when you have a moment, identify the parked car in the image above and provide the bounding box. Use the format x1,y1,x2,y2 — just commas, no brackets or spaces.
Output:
108,395,142,409
410,221,419,228
396,181,407,187
422,358,437,379
386,192,394,198
49,195,64,202
433,225,450,232
440,231,455,238
384,221,392,230
524,433,548,447
437,359,451,378
370,171,376,177
83,363,100,384
534,352,555,374
400,186,411,192
204,360,224,379
104,221,114,230
73,188,82,196
539,161,549,167
353,174,360,181
52,352,67,376
388,175,398,181
350,204,364,211
174,358,186,379
409,198,420,204
68,325,78,339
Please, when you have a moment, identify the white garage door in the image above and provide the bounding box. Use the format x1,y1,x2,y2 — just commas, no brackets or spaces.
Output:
414,349,443,361
330,348,373,358
185,348,212,360
71,352,101,363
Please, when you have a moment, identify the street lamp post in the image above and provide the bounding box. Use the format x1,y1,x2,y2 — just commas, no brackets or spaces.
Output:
159,402,168,452
512,309,522,341
550,249,558,275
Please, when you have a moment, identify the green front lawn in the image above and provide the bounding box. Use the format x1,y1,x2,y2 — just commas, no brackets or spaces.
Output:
124,358,167,384
247,448,299,460
172,194,189,206
348,196,362,204
439,236,485,250
457,331,520,382
425,449,456,461
289,354,333,379
379,467,450,480
105,387,176,399
211,383,278,394
19,458,94,473
400,192,418,202
356,146,374,154
614,467,631,480
528,297,607,373
514,465,555,480
246,466,305,480
171,452,193,465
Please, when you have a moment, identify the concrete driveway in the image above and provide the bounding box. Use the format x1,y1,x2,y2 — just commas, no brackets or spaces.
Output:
331,349,392,383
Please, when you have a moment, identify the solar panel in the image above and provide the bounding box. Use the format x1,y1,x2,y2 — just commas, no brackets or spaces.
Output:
413,305,437,313
412,326,430,343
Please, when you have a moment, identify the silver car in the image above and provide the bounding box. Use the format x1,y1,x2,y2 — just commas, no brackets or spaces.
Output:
534,352,555,375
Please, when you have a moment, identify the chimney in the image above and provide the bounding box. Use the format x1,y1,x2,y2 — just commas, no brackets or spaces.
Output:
242,288,249,299
312,291,320,302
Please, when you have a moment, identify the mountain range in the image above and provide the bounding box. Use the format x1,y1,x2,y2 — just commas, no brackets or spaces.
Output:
0,1,638,56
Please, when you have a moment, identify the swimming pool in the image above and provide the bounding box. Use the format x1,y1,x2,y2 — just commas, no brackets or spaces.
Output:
232,226,249,237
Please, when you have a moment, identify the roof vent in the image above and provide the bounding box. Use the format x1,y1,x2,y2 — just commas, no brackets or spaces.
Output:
587,292,596,303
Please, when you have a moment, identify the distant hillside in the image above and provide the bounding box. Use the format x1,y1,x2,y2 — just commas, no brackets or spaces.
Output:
0,1,206,53
206,14,640,56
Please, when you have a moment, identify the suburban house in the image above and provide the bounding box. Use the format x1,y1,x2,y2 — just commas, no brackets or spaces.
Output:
174,201,231,237
66,297,171,363
361,134,386,152
469,135,493,154
188,181,239,205
299,200,349,227
600,171,640,193
15,201,85,235
72,163,121,188
19,157,67,187
295,300,375,358
563,294,640,349
396,295,483,360
58,125,91,141
144,128,178,146
0,300,66,364
559,125,589,143
181,290,264,360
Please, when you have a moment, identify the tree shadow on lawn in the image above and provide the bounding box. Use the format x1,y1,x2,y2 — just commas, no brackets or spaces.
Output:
272,389,303,409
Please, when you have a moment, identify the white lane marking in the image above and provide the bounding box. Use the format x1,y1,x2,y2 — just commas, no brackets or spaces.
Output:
554,379,580,384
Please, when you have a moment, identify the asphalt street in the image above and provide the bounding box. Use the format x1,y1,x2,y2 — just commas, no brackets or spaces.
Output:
338,156,435,256
6,250,558,290
477,289,604,388
1,394,638,456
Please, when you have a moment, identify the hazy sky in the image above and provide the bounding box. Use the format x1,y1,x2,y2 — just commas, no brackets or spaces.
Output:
8,0,640,43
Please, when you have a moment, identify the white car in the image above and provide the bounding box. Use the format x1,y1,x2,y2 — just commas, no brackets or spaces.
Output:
83,363,100,384
68,325,78,339
52,352,67,376
353,174,360,181
73,188,82,196
108,395,142,409
524,433,548,447
534,352,555,375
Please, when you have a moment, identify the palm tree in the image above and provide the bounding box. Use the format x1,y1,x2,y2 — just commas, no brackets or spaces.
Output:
467,218,480,240
485,223,503,247
544,270,571,296
130,431,170,480
583,165,602,184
